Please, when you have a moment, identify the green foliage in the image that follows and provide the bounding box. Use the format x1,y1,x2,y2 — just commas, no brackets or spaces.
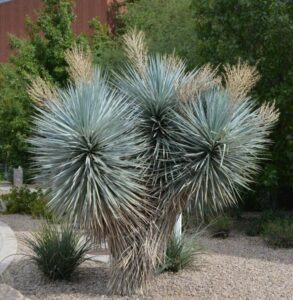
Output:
262,218,293,248
0,64,32,168
120,0,196,67
245,218,263,237
0,0,77,170
160,234,201,273
191,0,293,203
2,186,50,218
209,215,233,238
245,210,292,237
0,171,4,182
0,0,124,171
89,18,125,70
9,0,82,85
9,1,123,84
25,222,92,280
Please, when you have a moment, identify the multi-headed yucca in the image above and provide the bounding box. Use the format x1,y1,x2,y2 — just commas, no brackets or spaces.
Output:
115,29,278,293
29,31,279,295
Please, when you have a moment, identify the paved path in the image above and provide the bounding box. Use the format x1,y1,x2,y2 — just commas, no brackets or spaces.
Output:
0,220,17,274
0,284,30,300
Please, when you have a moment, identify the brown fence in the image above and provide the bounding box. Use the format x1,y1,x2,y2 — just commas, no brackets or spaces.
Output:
0,0,109,62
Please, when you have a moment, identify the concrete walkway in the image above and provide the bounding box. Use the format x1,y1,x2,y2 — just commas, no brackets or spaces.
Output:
0,220,17,275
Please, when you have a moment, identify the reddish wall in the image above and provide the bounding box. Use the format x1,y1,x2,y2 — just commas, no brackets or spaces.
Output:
0,0,109,62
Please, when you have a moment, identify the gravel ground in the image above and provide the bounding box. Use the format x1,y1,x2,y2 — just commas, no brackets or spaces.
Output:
1,214,293,300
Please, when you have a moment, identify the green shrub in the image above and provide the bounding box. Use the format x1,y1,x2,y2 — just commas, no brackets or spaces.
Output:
245,210,292,236
209,215,233,238
245,219,263,237
262,219,293,248
159,234,201,273
2,186,50,218
0,171,5,182
120,0,196,67
25,222,92,280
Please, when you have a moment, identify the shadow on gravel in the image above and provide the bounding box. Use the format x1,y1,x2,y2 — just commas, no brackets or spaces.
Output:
1,260,110,299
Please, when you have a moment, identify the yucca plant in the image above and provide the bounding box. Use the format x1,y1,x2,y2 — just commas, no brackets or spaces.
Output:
170,88,278,215
114,30,278,293
28,32,279,295
29,60,151,293
116,31,220,233
25,222,92,280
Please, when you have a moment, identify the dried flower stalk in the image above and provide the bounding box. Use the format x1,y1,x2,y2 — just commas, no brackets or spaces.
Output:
224,61,260,102
65,45,93,83
179,64,221,102
28,77,58,106
123,29,148,77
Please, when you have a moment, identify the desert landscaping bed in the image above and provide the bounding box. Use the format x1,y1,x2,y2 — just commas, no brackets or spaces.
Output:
1,214,293,300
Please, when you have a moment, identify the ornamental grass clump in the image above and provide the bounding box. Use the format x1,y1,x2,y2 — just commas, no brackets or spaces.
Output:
159,233,202,273
208,215,233,238
28,30,279,295
25,222,92,280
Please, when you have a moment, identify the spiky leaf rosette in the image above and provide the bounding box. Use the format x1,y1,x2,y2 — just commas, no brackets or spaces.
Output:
30,69,149,240
170,88,278,215
116,55,189,197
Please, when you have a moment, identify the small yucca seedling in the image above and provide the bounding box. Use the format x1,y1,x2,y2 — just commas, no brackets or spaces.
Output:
25,223,92,280
159,233,202,273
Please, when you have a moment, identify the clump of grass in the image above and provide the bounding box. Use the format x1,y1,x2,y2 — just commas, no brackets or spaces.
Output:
159,233,202,273
25,222,92,280
209,215,233,238
262,219,293,248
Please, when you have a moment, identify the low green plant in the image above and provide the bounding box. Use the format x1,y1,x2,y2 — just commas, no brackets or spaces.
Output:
2,186,50,218
262,219,293,248
245,219,263,237
209,215,233,238
0,171,5,182
30,196,51,219
25,222,92,280
159,234,201,273
245,210,292,237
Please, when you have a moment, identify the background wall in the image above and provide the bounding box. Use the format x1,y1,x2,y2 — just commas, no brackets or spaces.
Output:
0,0,109,61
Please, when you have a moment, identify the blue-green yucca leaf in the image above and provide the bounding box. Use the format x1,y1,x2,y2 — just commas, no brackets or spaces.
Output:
115,55,189,197
170,88,274,214
30,68,149,238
